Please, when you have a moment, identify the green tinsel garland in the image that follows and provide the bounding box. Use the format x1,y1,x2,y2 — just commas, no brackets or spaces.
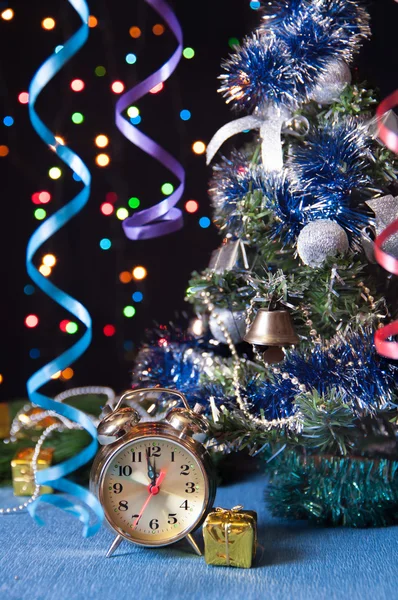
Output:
266,451,398,527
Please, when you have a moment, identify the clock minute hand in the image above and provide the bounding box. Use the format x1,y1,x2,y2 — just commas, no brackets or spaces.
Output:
146,448,156,483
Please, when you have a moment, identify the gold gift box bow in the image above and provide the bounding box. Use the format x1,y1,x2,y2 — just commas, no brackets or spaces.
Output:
203,505,257,568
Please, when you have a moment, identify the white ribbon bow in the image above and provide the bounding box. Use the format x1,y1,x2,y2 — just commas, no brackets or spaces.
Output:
206,104,291,172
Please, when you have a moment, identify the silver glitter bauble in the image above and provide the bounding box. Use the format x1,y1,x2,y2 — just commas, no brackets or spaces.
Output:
310,60,352,105
366,195,398,259
209,308,247,344
297,220,349,267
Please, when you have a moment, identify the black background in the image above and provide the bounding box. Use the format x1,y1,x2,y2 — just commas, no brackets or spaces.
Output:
0,0,397,402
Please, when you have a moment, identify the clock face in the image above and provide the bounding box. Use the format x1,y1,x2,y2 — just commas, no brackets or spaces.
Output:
101,436,208,546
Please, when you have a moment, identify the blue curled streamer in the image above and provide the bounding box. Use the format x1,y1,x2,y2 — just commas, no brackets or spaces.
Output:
116,0,185,240
26,0,104,537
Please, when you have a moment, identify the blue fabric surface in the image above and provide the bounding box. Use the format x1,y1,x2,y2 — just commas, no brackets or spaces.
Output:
0,473,396,600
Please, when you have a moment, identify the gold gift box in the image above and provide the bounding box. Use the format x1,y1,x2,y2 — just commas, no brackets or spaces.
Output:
11,447,54,496
203,505,257,568
0,402,10,439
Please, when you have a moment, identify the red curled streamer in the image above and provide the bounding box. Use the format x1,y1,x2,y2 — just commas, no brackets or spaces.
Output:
374,90,398,359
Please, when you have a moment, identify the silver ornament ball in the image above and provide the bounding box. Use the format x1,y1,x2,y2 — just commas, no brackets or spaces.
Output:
297,220,349,267
310,60,352,105
209,308,247,344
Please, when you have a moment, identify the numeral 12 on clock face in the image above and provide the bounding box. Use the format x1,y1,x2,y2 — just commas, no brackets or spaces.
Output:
102,437,207,545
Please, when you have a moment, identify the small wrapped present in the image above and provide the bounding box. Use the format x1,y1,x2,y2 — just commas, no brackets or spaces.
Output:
11,447,54,496
0,402,10,439
202,505,257,568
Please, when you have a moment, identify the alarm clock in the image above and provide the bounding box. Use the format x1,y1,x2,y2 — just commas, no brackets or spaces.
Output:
90,387,217,558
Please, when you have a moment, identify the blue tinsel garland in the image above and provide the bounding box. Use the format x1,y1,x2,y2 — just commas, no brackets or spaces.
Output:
246,327,398,419
132,326,398,422
209,150,260,232
219,1,370,113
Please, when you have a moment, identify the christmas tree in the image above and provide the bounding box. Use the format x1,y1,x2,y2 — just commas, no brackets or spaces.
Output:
131,0,398,527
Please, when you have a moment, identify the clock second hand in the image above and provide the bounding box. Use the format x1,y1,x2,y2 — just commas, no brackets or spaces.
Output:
132,470,166,529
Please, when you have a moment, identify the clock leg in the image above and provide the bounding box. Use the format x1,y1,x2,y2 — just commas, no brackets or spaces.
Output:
106,534,123,558
186,533,202,556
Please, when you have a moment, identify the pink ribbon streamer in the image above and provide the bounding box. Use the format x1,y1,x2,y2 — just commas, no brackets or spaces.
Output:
374,90,398,359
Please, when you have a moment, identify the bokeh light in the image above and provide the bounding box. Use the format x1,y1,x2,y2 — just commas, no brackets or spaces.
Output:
124,341,134,351
61,367,74,380
127,106,139,118
199,216,211,228
126,53,137,64
149,82,164,94
24,285,35,295
54,136,65,146
29,349,41,359
55,45,64,54
0,146,9,157
18,92,29,104
71,79,85,92
129,26,141,38
192,141,206,154
123,306,136,318
42,17,55,30
51,371,61,380
95,134,109,148
43,254,56,267
96,153,110,167
66,321,78,334
99,238,112,250
103,325,116,337
185,200,199,213
250,1,261,9
116,208,129,220
71,112,84,124
180,109,191,121
130,115,141,125
88,15,98,27
153,24,165,35
111,81,125,94
25,315,39,328
132,291,143,303
228,37,239,49
161,182,174,195
119,271,132,284
39,191,51,204
128,197,140,209
183,47,195,59
59,320,70,332
95,66,106,77
1,9,14,20
0,374,3,384
39,265,52,277
3,116,14,127
34,208,46,220
101,202,114,216
132,266,147,280
49,167,62,179
106,192,118,203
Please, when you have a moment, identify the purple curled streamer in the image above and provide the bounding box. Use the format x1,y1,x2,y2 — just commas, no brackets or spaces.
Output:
116,0,185,240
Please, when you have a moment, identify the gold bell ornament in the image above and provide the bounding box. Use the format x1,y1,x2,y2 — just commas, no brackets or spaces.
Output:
243,309,299,364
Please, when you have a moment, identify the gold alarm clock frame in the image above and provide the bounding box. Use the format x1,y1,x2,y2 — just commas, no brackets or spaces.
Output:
90,388,217,558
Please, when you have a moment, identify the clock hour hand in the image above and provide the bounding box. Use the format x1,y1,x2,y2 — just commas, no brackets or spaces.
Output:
146,448,156,483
